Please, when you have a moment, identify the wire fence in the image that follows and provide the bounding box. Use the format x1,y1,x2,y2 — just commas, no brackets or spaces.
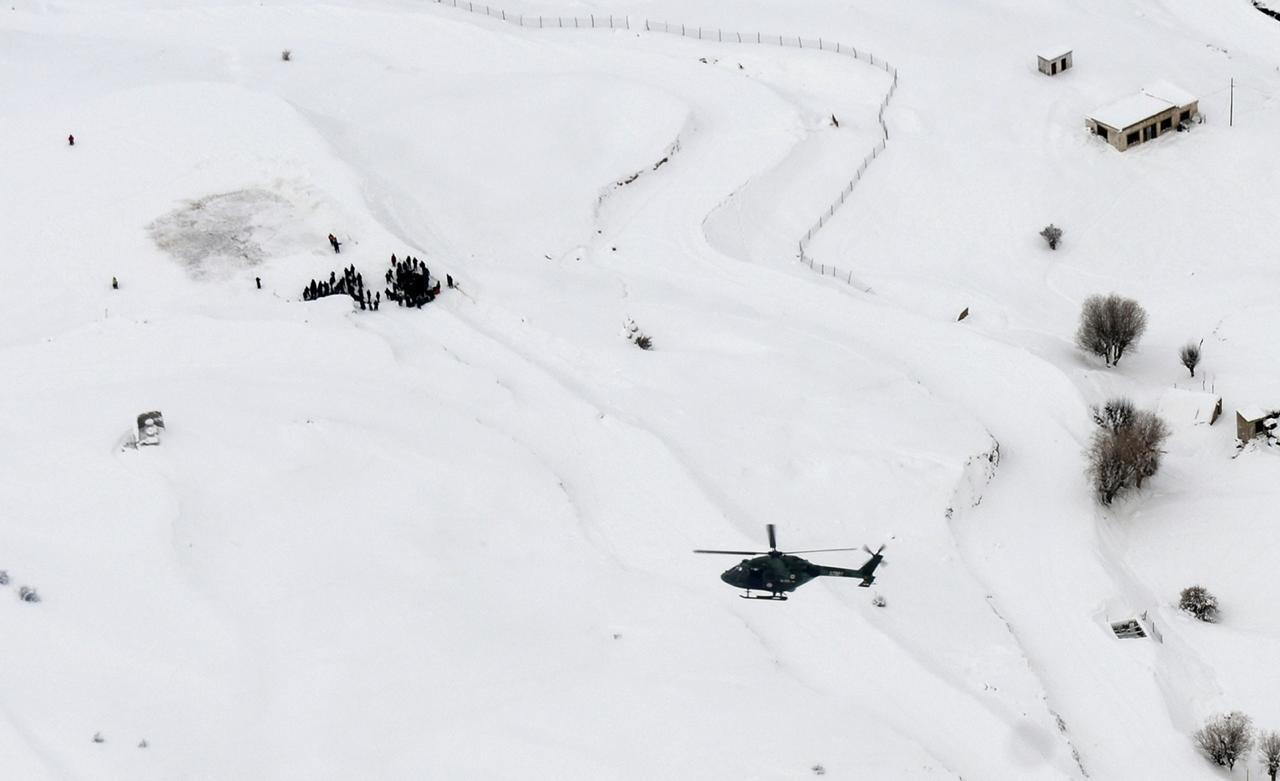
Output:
430,0,898,292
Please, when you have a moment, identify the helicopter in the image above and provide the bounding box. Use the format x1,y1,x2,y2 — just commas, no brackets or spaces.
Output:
694,523,885,600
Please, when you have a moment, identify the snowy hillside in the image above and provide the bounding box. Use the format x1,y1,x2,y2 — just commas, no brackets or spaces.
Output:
3,0,1280,778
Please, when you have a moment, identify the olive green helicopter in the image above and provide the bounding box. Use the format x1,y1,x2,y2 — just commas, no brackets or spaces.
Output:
694,523,885,600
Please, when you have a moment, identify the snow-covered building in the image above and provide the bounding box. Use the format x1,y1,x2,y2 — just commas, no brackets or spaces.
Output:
1086,81,1199,151
1036,46,1072,76
1157,388,1222,428
1237,407,1274,442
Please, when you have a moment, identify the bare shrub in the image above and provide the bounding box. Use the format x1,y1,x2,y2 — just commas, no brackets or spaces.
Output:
623,317,653,351
1086,409,1169,504
1091,396,1135,433
1180,341,1202,377
1088,430,1134,505
281,49,292,61
0,570,8,586
1076,294,1147,366
18,586,39,603
1180,585,1219,622
1040,223,1063,250
1260,731,1280,781
1125,411,1171,488
1194,712,1253,770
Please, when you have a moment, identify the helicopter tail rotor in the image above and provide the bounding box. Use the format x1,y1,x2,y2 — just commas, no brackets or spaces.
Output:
856,544,887,587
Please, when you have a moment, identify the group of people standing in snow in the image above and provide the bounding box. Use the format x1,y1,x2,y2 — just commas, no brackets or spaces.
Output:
301,235,455,311
384,253,445,309
302,264,380,310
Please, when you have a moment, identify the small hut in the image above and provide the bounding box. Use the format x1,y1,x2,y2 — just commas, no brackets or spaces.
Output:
1157,389,1222,428
1236,407,1273,442
1037,46,1073,76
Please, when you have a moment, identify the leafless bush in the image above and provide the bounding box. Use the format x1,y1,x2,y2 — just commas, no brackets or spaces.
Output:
1040,223,1063,250
0,570,8,586
1076,294,1147,366
1259,731,1280,781
1126,411,1170,488
18,586,39,603
1180,341,1202,377
1194,712,1253,770
1091,396,1135,433
281,49,292,61
1086,409,1170,504
1180,585,1219,622
623,317,653,351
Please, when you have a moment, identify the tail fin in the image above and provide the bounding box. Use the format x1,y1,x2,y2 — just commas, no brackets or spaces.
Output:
855,545,885,587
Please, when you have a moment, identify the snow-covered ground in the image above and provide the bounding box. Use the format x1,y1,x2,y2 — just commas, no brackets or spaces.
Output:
3,0,1279,778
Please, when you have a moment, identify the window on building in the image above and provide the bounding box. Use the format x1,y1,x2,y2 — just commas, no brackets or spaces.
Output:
1126,131,1139,145
1096,126,1109,140
1180,110,1190,122
1161,117,1172,130
1061,58,1068,68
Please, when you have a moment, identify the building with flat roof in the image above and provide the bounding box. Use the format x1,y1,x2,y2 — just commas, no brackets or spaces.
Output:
1087,81,1199,151
1037,46,1072,76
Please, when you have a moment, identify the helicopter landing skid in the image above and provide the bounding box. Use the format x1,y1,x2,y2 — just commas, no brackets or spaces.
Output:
741,593,788,601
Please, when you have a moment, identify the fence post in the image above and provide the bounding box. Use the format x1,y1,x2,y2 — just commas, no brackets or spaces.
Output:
590,14,594,27
736,32,741,43
718,29,722,42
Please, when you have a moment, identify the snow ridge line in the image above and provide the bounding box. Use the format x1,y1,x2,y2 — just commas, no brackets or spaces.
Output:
427,0,897,292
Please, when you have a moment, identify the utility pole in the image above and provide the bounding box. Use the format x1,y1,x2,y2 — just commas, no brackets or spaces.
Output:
1230,77,1234,127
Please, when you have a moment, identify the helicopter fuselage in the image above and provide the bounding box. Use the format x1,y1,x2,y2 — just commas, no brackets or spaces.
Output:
721,553,868,595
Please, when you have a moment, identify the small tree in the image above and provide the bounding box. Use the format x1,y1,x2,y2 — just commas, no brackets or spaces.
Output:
1075,293,1147,366
1088,430,1135,505
1086,408,1169,503
1040,224,1063,250
281,49,292,61
1180,585,1219,622
1091,396,1135,433
1123,411,1170,488
1194,712,1253,770
1259,731,1280,781
1180,341,1202,377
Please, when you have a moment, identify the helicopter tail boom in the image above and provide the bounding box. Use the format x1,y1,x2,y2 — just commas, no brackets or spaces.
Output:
818,545,885,587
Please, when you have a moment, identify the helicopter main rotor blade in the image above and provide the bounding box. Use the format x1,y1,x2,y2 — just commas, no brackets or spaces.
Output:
693,549,767,555
767,523,777,550
782,546,865,554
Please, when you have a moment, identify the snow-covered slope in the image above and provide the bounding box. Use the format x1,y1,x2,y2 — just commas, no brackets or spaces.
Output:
3,0,1279,778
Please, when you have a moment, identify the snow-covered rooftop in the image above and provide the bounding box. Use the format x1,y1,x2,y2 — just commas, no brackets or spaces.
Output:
1036,45,1071,60
1089,81,1197,130
1239,406,1270,422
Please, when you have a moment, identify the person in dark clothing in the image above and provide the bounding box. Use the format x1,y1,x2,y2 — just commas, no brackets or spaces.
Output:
446,274,454,288
328,233,341,253
309,280,318,298
374,292,380,310
303,288,311,301
68,134,75,146
255,277,261,289
111,276,118,289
